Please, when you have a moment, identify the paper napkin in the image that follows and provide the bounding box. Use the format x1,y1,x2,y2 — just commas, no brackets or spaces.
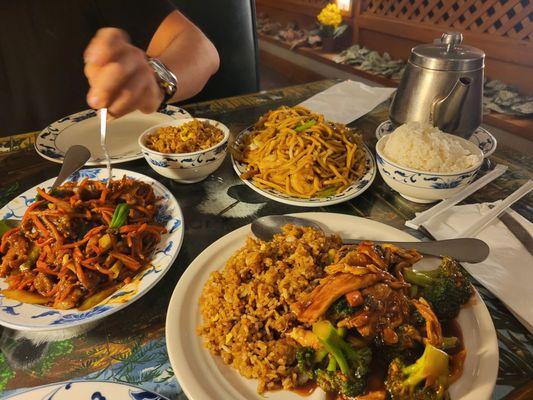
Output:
422,203,533,333
299,80,395,124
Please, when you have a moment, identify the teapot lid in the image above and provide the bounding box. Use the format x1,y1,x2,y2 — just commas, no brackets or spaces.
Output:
410,32,485,71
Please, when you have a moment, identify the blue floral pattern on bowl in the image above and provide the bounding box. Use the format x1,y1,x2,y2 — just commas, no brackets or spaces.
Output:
35,106,190,165
4,380,169,400
231,126,376,207
0,168,184,331
375,119,497,157
139,118,230,183
376,154,477,189
142,141,228,170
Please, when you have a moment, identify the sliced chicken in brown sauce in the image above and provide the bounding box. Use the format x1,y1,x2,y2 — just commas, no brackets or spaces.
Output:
292,273,382,323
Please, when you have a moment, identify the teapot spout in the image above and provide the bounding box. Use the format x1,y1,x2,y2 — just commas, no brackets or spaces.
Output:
432,77,472,133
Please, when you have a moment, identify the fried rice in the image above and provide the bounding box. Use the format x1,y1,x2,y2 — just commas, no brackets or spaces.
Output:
197,225,341,393
146,119,224,154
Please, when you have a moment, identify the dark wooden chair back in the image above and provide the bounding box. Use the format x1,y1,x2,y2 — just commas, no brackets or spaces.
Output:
172,0,260,102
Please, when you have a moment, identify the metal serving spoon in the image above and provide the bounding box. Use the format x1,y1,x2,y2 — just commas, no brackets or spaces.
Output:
51,145,91,188
1,145,91,230
251,215,490,263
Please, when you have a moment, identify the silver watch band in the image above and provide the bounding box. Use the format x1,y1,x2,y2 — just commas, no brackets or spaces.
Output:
148,58,178,103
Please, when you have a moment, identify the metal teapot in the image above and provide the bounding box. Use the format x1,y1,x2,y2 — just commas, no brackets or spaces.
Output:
389,32,485,138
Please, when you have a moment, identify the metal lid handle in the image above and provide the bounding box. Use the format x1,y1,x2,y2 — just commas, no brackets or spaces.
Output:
441,32,463,52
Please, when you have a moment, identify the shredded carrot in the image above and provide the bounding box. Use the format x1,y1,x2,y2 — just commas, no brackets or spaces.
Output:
101,212,112,225
75,261,89,288
57,284,75,302
78,178,89,189
0,227,20,253
119,224,141,233
22,200,45,222
80,256,100,267
36,261,59,276
61,226,105,249
36,237,54,248
99,188,108,203
36,188,64,204
42,286,59,297
41,216,63,245
0,177,165,309
110,251,141,270
31,215,50,238
16,278,32,290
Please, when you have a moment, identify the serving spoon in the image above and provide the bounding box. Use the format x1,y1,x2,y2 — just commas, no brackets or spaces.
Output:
251,215,490,263
1,145,91,230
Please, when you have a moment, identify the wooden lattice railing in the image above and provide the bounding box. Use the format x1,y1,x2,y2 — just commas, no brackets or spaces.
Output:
256,0,533,91
354,0,533,91
257,0,329,17
361,0,532,41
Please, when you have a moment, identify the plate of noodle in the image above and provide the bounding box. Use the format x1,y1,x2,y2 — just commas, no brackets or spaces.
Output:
232,106,376,207
0,168,184,331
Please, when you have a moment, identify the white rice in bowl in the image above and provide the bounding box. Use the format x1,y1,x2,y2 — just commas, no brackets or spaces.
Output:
382,122,482,173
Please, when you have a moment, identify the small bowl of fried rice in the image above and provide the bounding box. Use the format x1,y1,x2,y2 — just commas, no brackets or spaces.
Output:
139,118,229,183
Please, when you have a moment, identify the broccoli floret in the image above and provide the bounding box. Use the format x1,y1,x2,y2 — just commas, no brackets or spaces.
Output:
385,343,450,400
373,325,423,365
313,320,371,377
315,368,366,398
403,257,473,321
326,297,361,323
312,320,372,397
315,369,337,394
296,347,316,380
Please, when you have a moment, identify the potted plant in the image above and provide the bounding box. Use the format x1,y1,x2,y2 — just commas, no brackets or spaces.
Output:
317,3,348,52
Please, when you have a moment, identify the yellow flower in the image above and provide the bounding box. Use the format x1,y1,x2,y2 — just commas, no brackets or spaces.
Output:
317,3,343,28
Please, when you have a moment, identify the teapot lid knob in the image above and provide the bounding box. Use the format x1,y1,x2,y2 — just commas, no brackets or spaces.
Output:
441,32,463,52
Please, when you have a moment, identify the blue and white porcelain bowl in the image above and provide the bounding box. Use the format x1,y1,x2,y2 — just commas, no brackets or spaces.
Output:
375,135,484,203
139,118,229,184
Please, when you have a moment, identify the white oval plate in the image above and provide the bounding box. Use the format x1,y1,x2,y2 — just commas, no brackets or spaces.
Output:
231,127,376,207
166,212,498,400
4,380,169,400
0,168,184,331
375,120,498,158
35,106,190,165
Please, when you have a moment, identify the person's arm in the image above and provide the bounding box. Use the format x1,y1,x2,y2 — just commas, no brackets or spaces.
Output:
84,10,219,118
147,11,219,102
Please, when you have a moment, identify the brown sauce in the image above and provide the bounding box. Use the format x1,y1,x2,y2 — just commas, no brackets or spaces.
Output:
325,391,338,400
291,381,317,396
442,319,466,383
291,320,466,398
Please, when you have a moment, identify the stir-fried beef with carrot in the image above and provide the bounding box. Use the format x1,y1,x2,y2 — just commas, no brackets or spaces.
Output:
0,177,166,310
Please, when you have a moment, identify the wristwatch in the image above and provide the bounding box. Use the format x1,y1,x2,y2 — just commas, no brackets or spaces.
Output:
148,58,178,105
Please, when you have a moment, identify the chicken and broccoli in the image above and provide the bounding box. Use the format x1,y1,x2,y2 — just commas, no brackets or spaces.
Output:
288,241,472,399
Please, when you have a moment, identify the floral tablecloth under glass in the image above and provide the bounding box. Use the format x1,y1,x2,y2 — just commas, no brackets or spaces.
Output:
0,80,531,400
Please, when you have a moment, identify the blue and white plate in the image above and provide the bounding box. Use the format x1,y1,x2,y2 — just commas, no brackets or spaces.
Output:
231,126,376,207
0,168,184,331
375,120,498,158
4,380,169,400
36,106,190,165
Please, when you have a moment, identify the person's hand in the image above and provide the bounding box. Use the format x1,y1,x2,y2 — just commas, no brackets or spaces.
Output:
84,28,164,118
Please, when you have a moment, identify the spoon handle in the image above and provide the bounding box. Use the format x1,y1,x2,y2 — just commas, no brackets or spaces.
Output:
341,238,489,263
